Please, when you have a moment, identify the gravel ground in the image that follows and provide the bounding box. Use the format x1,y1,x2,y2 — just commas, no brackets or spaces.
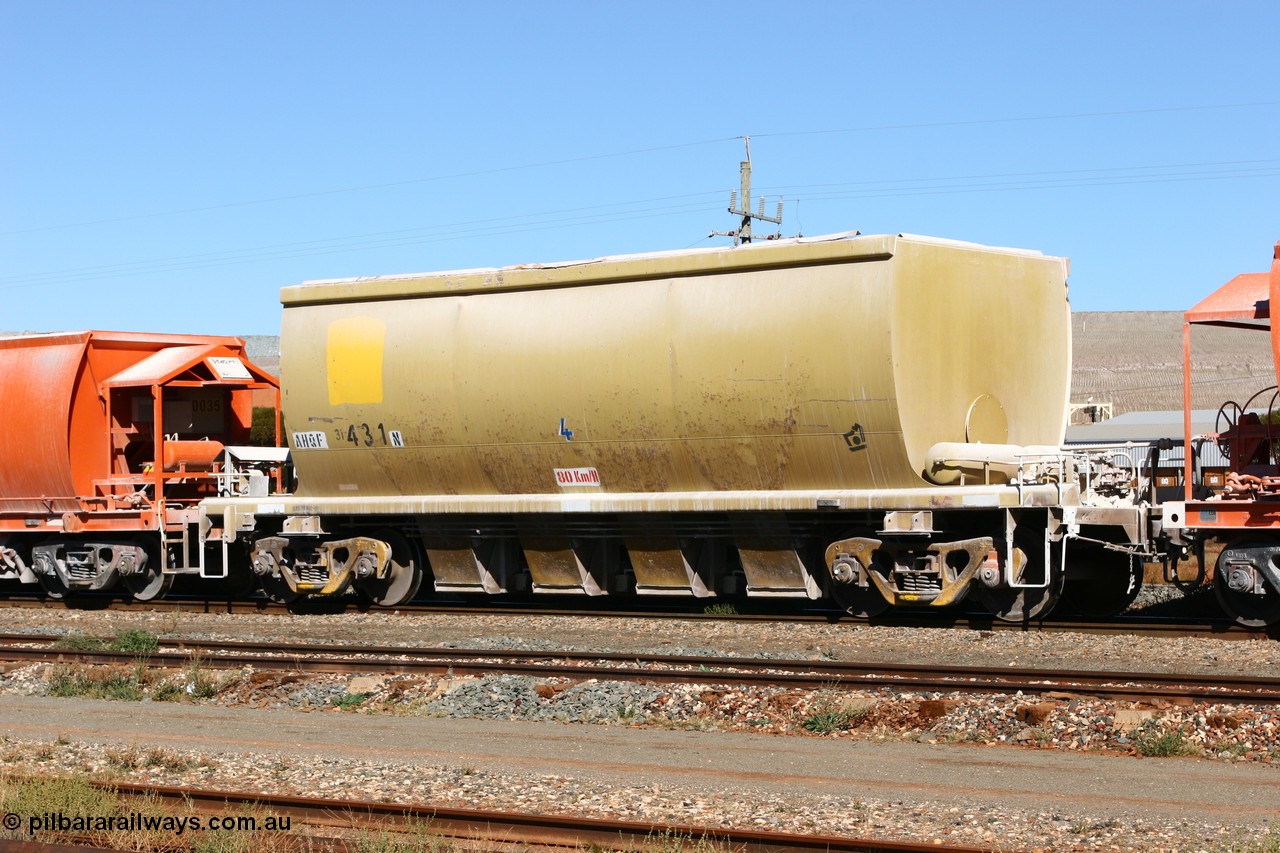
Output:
0,603,1278,851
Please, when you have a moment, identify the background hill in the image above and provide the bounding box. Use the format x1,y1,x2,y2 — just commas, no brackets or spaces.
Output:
5,314,1276,417
1072,312,1273,415
231,313,1277,417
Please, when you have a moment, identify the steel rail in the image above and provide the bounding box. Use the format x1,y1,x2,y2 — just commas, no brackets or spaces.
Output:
97,779,996,853
0,589,1264,640
0,592,1271,640
3,633,1278,703
1,843,120,853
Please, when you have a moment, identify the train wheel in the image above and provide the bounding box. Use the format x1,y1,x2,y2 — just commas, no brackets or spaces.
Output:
1062,546,1143,617
971,533,1064,622
36,571,70,600
258,572,300,604
1208,581,1280,627
359,530,423,607
1214,539,1280,627
1215,582,1280,627
218,566,258,598
122,567,173,602
973,576,1063,622
119,543,171,602
830,582,890,618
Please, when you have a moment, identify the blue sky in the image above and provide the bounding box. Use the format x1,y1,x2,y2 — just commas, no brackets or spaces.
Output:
2,2,1278,335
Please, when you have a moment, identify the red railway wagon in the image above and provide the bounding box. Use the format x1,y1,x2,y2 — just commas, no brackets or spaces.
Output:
1165,240,1280,626
0,331,279,599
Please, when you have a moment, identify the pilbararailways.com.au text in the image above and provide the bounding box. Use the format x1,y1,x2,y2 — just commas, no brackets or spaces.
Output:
10,811,291,835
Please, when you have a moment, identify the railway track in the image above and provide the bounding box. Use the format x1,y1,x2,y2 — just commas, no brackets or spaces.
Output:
3,633,1277,704
11,778,999,853
0,591,1272,641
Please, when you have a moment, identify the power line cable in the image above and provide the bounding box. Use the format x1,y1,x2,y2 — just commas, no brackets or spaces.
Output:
0,190,725,287
6,99,1276,237
0,138,736,237
747,100,1280,139
0,199,724,290
5,156,1278,291
755,158,1280,194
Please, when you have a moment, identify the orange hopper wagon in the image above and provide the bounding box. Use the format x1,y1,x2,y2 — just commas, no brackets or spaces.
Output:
0,331,280,600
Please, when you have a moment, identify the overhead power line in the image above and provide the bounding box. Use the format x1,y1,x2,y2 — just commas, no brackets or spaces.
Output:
756,158,1280,195
0,190,724,287
0,194,725,291
5,99,1276,237
0,138,737,237
748,100,1280,139
3,157,1278,292
768,166,1280,204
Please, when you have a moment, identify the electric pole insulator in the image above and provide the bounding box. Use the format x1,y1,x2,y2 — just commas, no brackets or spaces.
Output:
711,136,783,245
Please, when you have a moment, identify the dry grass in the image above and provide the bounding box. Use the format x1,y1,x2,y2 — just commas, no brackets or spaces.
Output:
0,772,648,852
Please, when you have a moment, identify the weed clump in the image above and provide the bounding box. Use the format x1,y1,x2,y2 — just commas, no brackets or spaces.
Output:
801,688,869,735
802,707,866,735
331,692,368,710
110,629,159,654
46,665,143,701
0,775,119,842
1132,721,1200,757
51,629,159,655
51,633,107,651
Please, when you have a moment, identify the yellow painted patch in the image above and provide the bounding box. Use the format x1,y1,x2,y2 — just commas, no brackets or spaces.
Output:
327,317,385,405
